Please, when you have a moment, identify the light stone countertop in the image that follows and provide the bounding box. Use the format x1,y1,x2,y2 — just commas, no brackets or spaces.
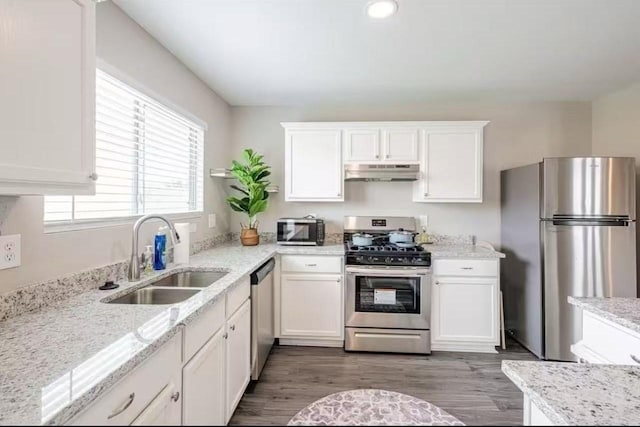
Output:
426,244,505,259
502,360,640,426
0,242,501,425
568,297,640,335
0,243,342,426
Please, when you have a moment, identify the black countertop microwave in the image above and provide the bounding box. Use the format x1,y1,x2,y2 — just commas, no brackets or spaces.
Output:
276,218,325,246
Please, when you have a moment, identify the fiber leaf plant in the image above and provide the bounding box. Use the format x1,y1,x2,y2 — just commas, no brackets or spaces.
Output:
226,149,271,229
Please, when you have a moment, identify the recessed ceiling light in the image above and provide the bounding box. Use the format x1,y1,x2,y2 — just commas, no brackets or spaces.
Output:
366,0,399,19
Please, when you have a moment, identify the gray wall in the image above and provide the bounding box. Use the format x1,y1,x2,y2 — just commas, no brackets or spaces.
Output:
592,82,640,285
229,102,593,243
0,2,231,294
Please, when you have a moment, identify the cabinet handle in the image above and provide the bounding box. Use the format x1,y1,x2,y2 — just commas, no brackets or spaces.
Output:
89,173,98,181
107,393,135,419
305,263,317,267
336,278,341,282
337,193,341,197
223,332,228,339
171,391,180,402
461,267,474,270
424,193,428,197
375,154,379,159
385,154,390,159
230,324,236,331
435,281,440,285
631,354,640,365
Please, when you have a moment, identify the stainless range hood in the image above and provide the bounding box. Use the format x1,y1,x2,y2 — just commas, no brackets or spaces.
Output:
344,164,420,181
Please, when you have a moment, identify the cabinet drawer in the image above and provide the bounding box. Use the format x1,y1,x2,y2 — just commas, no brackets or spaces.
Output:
184,298,225,362
70,332,181,426
281,255,342,274
434,259,497,277
227,278,250,317
581,311,640,365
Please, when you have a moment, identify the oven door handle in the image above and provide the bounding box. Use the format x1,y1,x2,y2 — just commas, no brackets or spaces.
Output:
346,267,431,276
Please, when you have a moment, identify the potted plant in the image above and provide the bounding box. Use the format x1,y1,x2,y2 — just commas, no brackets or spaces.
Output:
226,149,271,246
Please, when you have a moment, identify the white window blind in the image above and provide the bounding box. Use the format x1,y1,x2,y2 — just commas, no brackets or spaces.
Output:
45,69,204,224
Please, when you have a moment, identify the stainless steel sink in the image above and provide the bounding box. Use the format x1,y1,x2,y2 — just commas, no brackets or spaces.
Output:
107,287,200,305
149,271,228,288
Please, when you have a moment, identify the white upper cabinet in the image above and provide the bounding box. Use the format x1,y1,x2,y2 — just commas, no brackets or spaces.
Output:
344,129,380,162
0,0,96,195
414,122,487,203
283,125,343,202
344,127,419,163
381,128,419,162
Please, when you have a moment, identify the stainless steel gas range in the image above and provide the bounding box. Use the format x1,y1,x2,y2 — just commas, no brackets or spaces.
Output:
344,216,432,354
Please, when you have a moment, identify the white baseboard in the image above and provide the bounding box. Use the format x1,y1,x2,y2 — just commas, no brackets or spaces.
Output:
431,341,498,353
279,338,344,348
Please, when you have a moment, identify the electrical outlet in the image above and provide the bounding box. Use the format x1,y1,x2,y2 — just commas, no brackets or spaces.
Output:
208,213,216,228
0,234,21,270
419,215,429,229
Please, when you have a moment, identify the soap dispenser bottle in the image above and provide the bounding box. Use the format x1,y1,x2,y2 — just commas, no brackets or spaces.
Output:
143,245,154,274
154,227,167,270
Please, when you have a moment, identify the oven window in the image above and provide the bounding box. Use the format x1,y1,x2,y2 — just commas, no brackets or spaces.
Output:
354,276,420,314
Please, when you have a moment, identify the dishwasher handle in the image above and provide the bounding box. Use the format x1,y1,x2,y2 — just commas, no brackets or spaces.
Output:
250,258,276,285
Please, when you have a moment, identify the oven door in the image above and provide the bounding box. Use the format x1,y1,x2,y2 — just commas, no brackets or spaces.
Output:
346,266,431,330
276,220,318,245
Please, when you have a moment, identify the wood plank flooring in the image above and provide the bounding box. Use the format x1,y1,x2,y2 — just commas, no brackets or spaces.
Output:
230,340,538,426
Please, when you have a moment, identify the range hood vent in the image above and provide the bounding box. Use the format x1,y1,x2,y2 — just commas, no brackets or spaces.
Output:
344,164,420,182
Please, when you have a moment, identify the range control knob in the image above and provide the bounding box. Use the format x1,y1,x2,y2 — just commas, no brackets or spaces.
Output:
356,256,365,263
385,257,393,264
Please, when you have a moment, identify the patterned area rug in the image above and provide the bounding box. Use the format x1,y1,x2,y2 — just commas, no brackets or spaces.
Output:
288,389,465,426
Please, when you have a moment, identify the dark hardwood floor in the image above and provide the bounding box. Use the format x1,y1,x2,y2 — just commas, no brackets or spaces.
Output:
230,340,538,426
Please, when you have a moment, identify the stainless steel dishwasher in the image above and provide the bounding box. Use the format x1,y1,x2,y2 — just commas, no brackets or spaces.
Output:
250,258,275,380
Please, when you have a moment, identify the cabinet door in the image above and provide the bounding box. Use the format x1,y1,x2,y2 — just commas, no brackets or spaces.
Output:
0,0,96,195
130,382,181,426
226,299,251,422
344,129,380,162
285,129,343,201
183,328,226,426
382,128,419,162
414,127,484,203
432,276,499,345
280,274,343,338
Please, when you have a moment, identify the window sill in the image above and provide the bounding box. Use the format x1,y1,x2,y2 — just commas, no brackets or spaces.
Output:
44,212,203,234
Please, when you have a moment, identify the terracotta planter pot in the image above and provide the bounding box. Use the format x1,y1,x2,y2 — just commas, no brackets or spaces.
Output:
240,228,260,246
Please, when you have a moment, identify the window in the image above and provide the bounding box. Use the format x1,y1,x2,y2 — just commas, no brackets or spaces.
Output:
45,69,204,224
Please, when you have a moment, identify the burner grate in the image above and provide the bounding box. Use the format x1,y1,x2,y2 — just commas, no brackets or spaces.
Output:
345,243,424,253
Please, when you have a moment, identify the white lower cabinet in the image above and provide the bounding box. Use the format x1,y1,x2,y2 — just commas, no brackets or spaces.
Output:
523,396,555,426
431,259,500,353
70,280,253,426
131,382,181,426
278,255,344,346
280,274,343,339
70,332,183,426
225,299,251,423
182,328,226,426
572,309,640,365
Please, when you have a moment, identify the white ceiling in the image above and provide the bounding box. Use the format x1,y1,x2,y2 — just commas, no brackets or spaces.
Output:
113,0,640,106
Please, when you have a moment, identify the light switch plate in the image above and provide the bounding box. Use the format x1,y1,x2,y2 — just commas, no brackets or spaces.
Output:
208,213,216,228
0,234,21,270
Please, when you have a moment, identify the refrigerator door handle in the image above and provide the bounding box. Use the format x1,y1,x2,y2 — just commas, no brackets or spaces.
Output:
550,219,631,227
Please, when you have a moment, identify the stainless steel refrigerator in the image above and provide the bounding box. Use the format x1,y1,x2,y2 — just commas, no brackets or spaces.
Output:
501,157,637,361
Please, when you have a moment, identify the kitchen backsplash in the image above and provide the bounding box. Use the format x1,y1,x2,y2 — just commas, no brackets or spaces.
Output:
0,230,233,322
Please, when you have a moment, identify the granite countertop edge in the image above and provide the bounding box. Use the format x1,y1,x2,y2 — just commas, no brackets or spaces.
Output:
568,296,640,335
0,242,502,425
501,361,568,426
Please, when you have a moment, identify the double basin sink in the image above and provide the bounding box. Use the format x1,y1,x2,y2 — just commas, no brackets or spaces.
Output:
107,271,228,305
